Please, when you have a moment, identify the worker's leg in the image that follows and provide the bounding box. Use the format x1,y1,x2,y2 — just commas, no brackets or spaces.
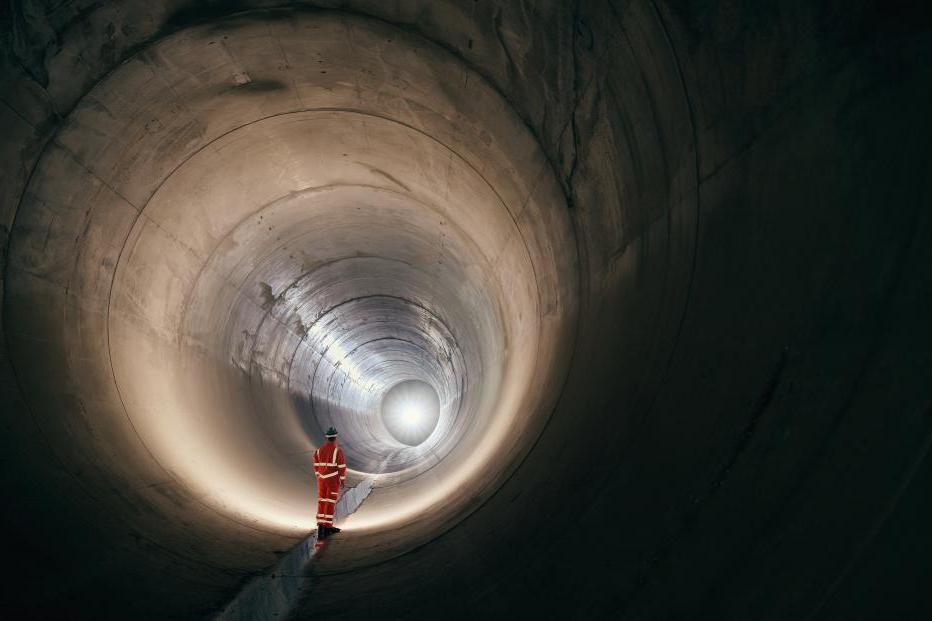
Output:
318,478,338,527
316,478,333,527
324,478,341,532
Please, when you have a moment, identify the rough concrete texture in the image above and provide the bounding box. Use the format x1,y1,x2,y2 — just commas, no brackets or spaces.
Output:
217,478,373,621
1,1,931,619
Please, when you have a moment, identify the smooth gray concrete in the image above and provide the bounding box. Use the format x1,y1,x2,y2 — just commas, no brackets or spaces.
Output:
217,478,372,621
1,2,931,619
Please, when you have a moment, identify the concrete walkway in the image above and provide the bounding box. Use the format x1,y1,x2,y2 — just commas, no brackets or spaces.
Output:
216,480,373,621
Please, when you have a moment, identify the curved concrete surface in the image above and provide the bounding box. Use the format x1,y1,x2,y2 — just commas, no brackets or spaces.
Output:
2,2,931,619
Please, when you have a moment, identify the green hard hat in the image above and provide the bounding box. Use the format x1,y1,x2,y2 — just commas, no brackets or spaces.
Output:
325,426,338,437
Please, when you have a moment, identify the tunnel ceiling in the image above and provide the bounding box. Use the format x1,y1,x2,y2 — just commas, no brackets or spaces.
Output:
3,1,932,619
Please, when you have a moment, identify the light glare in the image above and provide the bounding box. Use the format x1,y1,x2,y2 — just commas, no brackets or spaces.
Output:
381,380,441,447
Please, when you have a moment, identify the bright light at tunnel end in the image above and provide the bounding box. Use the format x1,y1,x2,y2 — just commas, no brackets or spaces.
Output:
381,380,441,447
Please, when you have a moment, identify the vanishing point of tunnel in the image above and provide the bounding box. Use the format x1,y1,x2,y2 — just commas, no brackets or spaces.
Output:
2,2,931,619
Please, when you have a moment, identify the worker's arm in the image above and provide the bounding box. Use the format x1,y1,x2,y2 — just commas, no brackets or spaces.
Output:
337,447,347,488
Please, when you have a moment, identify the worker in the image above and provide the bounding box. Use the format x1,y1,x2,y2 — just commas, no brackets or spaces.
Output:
313,426,347,539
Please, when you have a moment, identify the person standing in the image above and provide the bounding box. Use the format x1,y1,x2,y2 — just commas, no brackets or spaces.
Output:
314,426,347,539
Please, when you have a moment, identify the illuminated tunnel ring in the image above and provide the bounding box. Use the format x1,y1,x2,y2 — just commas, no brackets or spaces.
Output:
5,10,579,566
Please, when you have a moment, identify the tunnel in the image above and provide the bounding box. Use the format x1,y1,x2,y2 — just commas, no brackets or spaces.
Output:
1,1,931,619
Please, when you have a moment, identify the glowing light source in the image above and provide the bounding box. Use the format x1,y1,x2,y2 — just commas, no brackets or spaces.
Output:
381,380,441,446
403,406,421,424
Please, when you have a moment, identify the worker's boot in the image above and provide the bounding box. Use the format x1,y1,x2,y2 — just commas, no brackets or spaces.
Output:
327,526,342,536
317,525,327,540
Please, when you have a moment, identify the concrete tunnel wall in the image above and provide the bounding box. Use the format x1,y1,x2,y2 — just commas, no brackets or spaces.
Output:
1,1,931,618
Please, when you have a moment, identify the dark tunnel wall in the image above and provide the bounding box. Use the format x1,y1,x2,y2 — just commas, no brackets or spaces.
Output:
2,1,932,619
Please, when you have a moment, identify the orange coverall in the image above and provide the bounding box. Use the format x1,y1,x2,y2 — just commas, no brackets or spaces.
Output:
313,441,346,527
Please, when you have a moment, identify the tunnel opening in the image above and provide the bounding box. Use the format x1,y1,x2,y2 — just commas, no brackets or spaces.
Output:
380,379,442,447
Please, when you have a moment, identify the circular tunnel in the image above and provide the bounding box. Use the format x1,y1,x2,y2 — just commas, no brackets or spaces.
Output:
6,9,577,546
2,2,932,619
